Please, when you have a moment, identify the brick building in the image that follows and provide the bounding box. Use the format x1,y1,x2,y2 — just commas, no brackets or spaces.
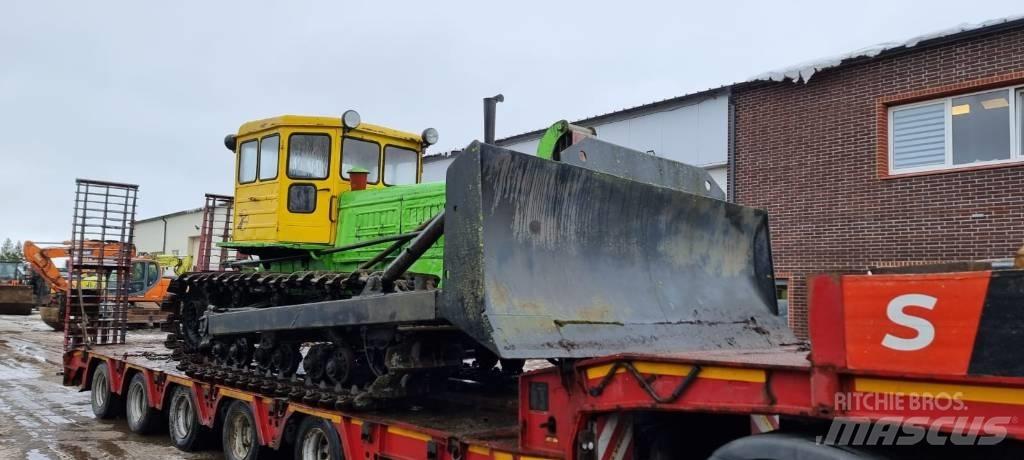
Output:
732,18,1024,337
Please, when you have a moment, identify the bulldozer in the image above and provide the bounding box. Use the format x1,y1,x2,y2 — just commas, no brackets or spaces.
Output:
0,261,34,315
164,106,793,407
24,241,171,330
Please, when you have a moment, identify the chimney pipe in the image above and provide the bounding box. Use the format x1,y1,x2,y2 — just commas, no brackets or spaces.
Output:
483,94,504,144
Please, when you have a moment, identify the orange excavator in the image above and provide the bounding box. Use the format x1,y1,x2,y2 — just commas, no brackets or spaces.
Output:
23,241,170,330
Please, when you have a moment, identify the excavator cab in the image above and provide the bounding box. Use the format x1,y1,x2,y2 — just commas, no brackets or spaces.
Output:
128,259,161,296
225,112,436,248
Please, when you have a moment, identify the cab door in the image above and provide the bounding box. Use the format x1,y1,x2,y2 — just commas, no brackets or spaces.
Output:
278,129,338,244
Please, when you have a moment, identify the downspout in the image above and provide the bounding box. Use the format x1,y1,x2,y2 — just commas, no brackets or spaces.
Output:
727,89,737,203
160,217,168,253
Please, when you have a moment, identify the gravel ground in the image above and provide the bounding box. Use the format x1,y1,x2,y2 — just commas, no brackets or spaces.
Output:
0,313,220,460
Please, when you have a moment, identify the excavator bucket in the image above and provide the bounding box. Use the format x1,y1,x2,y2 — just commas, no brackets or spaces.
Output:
441,142,795,359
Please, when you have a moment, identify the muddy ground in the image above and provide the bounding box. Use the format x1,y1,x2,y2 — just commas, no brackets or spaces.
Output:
0,314,220,460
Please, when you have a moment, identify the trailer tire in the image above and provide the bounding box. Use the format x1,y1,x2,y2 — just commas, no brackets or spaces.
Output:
169,385,208,451
90,362,123,419
126,373,161,434
294,416,344,460
223,400,268,460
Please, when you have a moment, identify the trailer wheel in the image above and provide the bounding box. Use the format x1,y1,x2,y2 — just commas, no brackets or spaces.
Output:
294,416,343,460
223,400,268,460
91,362,123,419
126,373,161,434
169,385,208,451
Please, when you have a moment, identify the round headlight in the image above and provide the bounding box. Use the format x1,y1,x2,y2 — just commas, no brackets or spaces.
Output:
223,134,237,152
421,127,439,146
342,110,361,129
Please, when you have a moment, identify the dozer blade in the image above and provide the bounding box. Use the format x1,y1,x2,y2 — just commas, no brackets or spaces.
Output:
441,142,795,359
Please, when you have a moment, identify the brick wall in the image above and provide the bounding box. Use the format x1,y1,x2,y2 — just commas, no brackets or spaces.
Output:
733,27,1024,338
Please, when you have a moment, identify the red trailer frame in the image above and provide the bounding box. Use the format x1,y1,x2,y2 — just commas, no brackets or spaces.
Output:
62,270,1024,459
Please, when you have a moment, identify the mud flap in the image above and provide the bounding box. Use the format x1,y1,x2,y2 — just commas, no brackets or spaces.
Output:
442,142,794,359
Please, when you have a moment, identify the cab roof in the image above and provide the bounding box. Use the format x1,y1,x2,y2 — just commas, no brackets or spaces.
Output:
237,115,423,145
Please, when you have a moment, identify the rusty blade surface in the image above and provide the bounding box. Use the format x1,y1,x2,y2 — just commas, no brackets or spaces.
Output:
441,142,795,359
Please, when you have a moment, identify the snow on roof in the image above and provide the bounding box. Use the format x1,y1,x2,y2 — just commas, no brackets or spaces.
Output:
750,15,1024,84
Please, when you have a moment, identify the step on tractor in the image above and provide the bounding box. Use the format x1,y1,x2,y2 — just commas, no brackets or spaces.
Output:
24,240,171,330
163,106,794,408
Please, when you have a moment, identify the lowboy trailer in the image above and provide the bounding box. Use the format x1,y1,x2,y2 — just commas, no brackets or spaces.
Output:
61,268,1024,459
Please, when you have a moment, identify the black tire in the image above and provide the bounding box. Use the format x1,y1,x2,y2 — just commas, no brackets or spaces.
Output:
168,385,209,451
90,362,123,419
222,400,269,460
125,373,161,434
294,416,344,460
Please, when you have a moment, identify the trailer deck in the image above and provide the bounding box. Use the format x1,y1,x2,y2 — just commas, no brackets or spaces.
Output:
61,270,1024,459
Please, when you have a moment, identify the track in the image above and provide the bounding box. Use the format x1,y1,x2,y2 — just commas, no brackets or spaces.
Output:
163,271,523,410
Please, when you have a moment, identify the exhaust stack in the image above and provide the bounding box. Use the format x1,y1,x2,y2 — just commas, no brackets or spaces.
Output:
483,94,504,144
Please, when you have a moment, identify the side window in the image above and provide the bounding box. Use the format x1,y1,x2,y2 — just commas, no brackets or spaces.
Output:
383,145,418,185
288,134,331,179
259,135,280,181
146,261,159,287
238,140,258,184
341,137,380,183
130,260,146,294
288,184,317,213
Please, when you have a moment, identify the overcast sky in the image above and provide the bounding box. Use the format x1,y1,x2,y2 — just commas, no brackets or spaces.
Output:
1,1,1020,243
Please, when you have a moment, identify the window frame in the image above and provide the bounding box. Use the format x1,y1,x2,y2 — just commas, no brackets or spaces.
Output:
237,139,259,185
382,144,420,186
888,84,1022,175
340,136,382,184
257,134,281,181
287,183,318,214
286,132,332,181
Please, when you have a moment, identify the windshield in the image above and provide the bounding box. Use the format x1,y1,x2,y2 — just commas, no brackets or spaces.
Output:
0,263,19,279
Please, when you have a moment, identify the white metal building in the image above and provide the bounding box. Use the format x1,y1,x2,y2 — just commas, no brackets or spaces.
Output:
422,88,732,196
133,208,204,260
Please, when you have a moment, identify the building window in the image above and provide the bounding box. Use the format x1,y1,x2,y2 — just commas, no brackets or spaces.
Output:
383,145,418,186
889,86,1022,174
775,279,789,320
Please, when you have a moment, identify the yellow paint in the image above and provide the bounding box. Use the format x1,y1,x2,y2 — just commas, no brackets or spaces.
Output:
168,376,193,387
387,426,432,442
293,406,342,423
219,388,254,402
520,457,556,460
350,418,363,426
231,115,427,245
585,361,766,383
855,378,1024,406
468,445,491,455
492,453,514,460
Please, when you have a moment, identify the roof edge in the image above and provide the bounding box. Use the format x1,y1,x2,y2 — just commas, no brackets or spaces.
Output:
495,86,731,145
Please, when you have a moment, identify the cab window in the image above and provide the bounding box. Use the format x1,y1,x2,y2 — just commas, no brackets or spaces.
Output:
238,141,258,184
383,146,418,185
130,260,159,294
288,134,331,180
258,135,280,181
341,137,380,183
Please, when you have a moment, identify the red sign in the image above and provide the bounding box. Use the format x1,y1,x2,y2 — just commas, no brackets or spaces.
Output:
843,272,990,375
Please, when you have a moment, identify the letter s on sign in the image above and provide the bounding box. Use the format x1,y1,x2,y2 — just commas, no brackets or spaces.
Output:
882,294,937,351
